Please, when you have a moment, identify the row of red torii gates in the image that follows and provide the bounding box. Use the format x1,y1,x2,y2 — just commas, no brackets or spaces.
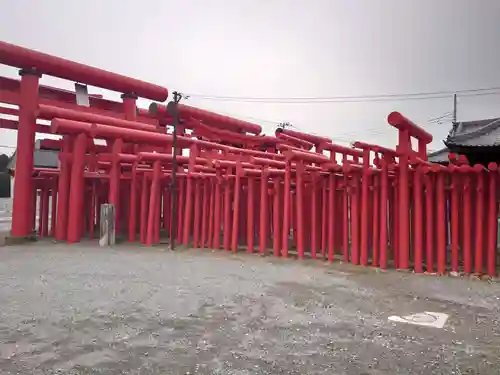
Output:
0,40,498,277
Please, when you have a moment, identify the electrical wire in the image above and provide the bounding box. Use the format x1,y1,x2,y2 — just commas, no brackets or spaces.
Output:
282,112,455,146
428,112,453,123
186,86,500,104
178,87,497,142
282,115,445,141
0,90,467,152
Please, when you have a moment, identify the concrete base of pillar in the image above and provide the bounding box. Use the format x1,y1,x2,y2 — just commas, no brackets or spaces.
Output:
5,231,37,245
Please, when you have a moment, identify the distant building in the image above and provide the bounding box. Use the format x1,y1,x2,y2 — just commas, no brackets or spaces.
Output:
427,147,451,164
7,140,59,197
428,118,500,165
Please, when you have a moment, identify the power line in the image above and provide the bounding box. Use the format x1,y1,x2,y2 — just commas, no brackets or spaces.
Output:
285,111,456,146
428,112,453,123
286,114,448,140
186,86,500,104
188,86,500,101
428,113,453,125
181,105,281,126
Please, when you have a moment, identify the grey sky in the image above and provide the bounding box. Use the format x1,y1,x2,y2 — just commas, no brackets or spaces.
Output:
1,0,500,154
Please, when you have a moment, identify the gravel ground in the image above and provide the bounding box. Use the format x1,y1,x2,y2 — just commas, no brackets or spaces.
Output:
0,242,499,374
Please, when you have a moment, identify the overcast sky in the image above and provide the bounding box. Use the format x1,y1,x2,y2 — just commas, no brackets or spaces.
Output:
1,0,500,154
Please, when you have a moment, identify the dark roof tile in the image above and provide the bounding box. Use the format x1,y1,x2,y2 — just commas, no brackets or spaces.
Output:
446,118,500,147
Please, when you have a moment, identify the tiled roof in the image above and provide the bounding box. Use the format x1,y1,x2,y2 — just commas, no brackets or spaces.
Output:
427,147,450,163
445,118,500,147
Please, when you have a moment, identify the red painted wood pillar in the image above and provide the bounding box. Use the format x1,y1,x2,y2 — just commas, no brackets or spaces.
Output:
360,149,371,266
413,166,424,273
67,133,87,243
486,163,498,276
474,166,486,274
193,177,202,248
223,174,233,251
424,170,435,273
311,176,319,259
436,168,447,274
273,178,281,257
247,176,255,253
11,69,40,238
128,163,139,242
176,177,185,244
342,176,350,263
450,166,461,273
398,130,411,270
281,163,291,257
182,174,194,245
89,182,96,239
462,170,472,274
328,174,337,262
231,168,242,253
350,172,360,265
108,139,123,233
321,178,327,258
146,161,161,246
208,181,215,248
295,163,305,259
55,138,72,241
259,170,269,254
379,160,389,269
213,172,222,249
201,178,209,248
140,175,149,244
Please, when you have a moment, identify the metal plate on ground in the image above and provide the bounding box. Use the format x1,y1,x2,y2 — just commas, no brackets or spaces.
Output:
388,312,449,328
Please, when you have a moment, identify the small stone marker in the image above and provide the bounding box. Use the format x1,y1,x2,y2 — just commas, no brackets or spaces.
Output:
99,204,115,246
388,311,449,328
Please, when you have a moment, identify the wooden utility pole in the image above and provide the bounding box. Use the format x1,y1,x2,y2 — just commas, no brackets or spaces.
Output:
452,93,457,124
167,91,183,250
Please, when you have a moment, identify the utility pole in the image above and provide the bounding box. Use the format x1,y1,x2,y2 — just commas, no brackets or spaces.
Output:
451,93,458,132
166,91,183,250
452,93,457,124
